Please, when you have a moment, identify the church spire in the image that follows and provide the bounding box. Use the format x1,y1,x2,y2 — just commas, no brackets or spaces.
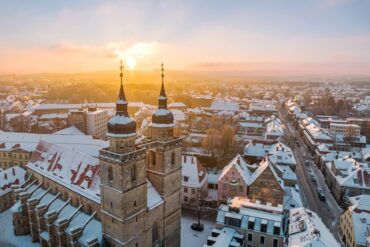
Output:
116,60,129,116
158,63,168,109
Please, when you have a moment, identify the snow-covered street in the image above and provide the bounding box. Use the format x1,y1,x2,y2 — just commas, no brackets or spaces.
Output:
181,210,215,247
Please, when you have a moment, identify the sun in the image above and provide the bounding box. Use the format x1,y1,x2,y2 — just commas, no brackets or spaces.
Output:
126,56,136,70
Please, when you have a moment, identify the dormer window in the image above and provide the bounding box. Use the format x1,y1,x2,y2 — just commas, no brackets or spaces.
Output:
183,176,189,182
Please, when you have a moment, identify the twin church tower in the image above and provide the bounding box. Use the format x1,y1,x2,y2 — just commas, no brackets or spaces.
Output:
99,61,182,247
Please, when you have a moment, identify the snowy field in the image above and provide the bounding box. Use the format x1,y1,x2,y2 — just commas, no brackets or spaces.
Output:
0,210,38,247
181,213,215,247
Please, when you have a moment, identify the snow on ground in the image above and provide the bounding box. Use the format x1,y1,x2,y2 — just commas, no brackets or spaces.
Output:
0,209,38,247
181,213,215,247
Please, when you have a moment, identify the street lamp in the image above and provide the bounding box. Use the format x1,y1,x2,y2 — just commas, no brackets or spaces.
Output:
191,199,204,231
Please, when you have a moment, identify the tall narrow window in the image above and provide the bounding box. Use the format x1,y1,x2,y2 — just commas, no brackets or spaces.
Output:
108,166,113,182
171,151,176,166
152,222,159,242
131,165,136,181
150,151,156,166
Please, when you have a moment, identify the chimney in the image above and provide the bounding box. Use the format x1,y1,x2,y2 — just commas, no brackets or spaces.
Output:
12,168,15,176
4,173,7,180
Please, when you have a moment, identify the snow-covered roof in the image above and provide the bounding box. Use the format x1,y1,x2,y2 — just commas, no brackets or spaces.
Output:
53,126,85,136
171,109,186,122
283,187,303,211
218,154,252,185
219,154,284,190
168,102,186,108
27,141,101,203
39,113,68,120
275,165,297,181
203,227,242,247
0,166,27,195
288,207,340,247
217,197,284,236
147,179,164,210
209,100,239,112
0,130,108,157
244,142,269,157
305,124,332,141
268,142,297,166
326,157,369,189
182,155,207,188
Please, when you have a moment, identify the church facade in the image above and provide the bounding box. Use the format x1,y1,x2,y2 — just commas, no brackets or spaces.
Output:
100,62,182,247
9,62,182,247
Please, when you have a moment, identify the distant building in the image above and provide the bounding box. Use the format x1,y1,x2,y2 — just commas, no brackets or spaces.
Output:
288,207,340,246
340,195,370,247
68,107,108,139
181,155,208,208
0,142,32,170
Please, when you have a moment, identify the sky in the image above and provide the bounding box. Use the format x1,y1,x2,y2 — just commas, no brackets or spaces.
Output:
0,0,370,76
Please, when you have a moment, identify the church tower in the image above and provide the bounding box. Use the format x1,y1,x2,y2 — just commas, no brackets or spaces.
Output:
147,64,182,246
100,61,148,246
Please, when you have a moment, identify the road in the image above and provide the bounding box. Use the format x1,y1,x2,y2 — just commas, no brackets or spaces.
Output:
278,109,343,241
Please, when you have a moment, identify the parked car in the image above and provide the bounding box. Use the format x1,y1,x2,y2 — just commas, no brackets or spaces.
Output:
318,191,326,201
311,177,317,182
295,184,300,192
305,160,310,166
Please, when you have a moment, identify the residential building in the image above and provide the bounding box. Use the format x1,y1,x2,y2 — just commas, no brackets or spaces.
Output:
340,195,370,247
324,157,370,205
68,107,108,139
288,207,340,246
181,155,208,208
218,155,284,206
216,196,285,247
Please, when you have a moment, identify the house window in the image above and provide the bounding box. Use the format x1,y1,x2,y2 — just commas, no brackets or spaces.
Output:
261,224,267,232
184,196,188,202
248,233,252,242
184,188,188,193
273,239,278,247
273,226,280,235
260,236,265,245
191,188,195,194
224,216,241,227
150,151,156,166
108,166,113,182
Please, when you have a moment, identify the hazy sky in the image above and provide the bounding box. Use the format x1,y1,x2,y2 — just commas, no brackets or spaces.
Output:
0,0,370,76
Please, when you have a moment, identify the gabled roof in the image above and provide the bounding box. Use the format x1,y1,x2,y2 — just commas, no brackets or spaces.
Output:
182,155,207,188
218,154,252,185
249,158,285,191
